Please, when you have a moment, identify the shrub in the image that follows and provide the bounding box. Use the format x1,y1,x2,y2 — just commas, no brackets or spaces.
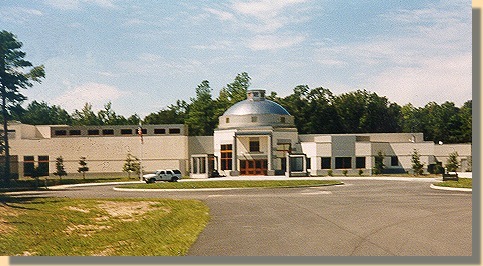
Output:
327,170,333,177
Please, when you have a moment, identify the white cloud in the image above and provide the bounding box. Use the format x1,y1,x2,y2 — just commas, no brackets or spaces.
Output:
203,7,234,21
0,7,43,24
200,0,311,50
231,0,307,19
44,0,117,10
314,0,471,106
51,83,128,112
247,34,306,51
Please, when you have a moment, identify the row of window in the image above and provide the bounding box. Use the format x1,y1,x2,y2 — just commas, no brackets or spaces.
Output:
225,117,287,123
321,156,399,169
54,128,181,136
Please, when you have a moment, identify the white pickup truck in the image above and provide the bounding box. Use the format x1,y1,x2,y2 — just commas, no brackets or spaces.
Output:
143,169,181,183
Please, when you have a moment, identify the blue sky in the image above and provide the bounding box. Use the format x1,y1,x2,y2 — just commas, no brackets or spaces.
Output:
0,0,472,117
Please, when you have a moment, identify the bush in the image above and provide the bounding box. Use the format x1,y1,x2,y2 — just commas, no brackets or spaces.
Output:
342,170,348,176
327,170,333,177
358,169,364,176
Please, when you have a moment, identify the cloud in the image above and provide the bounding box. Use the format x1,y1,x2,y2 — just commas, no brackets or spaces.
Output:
44,0,117,10
199,0,311,51
231,0,307,19
0,7,43,24
203,7,234,21
314,0,471,106
51,83,128,112
247,34,306,51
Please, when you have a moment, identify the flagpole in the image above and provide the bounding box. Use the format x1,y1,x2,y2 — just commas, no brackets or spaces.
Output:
138,123,144,181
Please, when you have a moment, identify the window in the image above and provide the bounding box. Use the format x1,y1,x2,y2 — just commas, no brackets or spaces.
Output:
121,129,132,135
23,156,35,176
102,129,114,135
321,157,331,169
391,156,399,166
356,157,366,169
54,130,67,136
193,158,198,174
249,139,260,152
306,158,311,169
199,157,206,174
226,117,230,123
140,128,147,134
280,117,286,123
154,128,166,134
69,130,81,135
169,128,181,134
221,144,232,170
335,157,352,169
290,157,304,172
38,156,49,176
251,116,258,122
87,129,99,135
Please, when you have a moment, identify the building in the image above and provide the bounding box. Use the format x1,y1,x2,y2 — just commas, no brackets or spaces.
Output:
3,89,472,179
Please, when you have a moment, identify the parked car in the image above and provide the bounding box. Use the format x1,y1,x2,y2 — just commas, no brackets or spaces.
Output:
143,169,182,183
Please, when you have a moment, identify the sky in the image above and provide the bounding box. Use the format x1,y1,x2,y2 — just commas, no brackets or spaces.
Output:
0,0,472,117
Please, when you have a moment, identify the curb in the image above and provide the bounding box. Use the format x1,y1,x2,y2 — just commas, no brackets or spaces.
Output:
48,181,143,190
430,184,472,192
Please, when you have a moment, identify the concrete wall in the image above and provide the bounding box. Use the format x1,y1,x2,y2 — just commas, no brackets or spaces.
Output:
10,134,190,178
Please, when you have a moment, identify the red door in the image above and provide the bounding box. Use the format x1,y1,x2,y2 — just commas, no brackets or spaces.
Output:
240,160,267,175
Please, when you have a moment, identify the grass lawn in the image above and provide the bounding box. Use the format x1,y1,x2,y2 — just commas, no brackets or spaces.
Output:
0,196,209,256
433,178,472,189
118,180,343,189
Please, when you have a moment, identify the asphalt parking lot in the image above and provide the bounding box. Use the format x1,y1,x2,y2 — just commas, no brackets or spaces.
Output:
8,177,474,259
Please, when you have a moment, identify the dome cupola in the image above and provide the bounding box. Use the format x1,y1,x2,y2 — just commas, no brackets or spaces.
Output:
218,89,294,129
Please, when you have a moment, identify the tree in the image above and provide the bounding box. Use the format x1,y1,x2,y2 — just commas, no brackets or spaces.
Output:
219,72,251,105
97,102,128,125
53,156,67,180
0,31,45,183
122,153,140,179
72,103,101,125
77,156,89,179
373,151,385,175
185,80,217,136
445,151,459,173
144,100,187,125
411,149,424,176
13,100,72,125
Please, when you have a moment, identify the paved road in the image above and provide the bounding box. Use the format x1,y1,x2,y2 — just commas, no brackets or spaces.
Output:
8,178,473,256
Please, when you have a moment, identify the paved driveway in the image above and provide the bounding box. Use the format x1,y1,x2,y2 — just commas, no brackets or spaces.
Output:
8,178,473,258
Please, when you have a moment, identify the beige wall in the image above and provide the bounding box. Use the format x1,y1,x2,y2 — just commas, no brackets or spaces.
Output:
10,134,190,177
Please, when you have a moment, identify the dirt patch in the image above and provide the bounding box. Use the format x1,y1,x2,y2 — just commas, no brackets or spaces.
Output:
64,206,91,213
96,201,170,221
64,224,112,237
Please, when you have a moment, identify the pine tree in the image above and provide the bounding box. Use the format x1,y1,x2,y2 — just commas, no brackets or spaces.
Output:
122,153,140,179
445,151,459,173
77,156,89,179
53,156,67,180
411,149,424,176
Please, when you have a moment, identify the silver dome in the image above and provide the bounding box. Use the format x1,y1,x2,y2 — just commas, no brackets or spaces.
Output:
223,99,290,116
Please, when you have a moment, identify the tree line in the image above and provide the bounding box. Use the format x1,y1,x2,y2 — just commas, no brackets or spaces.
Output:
6,72,471,144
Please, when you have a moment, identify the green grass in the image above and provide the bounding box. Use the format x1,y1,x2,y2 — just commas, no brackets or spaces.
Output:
0,196,209,256
433,178,472,189
118,180,343,189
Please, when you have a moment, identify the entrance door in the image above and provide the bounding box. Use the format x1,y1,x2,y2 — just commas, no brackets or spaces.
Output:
240,160,267,175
